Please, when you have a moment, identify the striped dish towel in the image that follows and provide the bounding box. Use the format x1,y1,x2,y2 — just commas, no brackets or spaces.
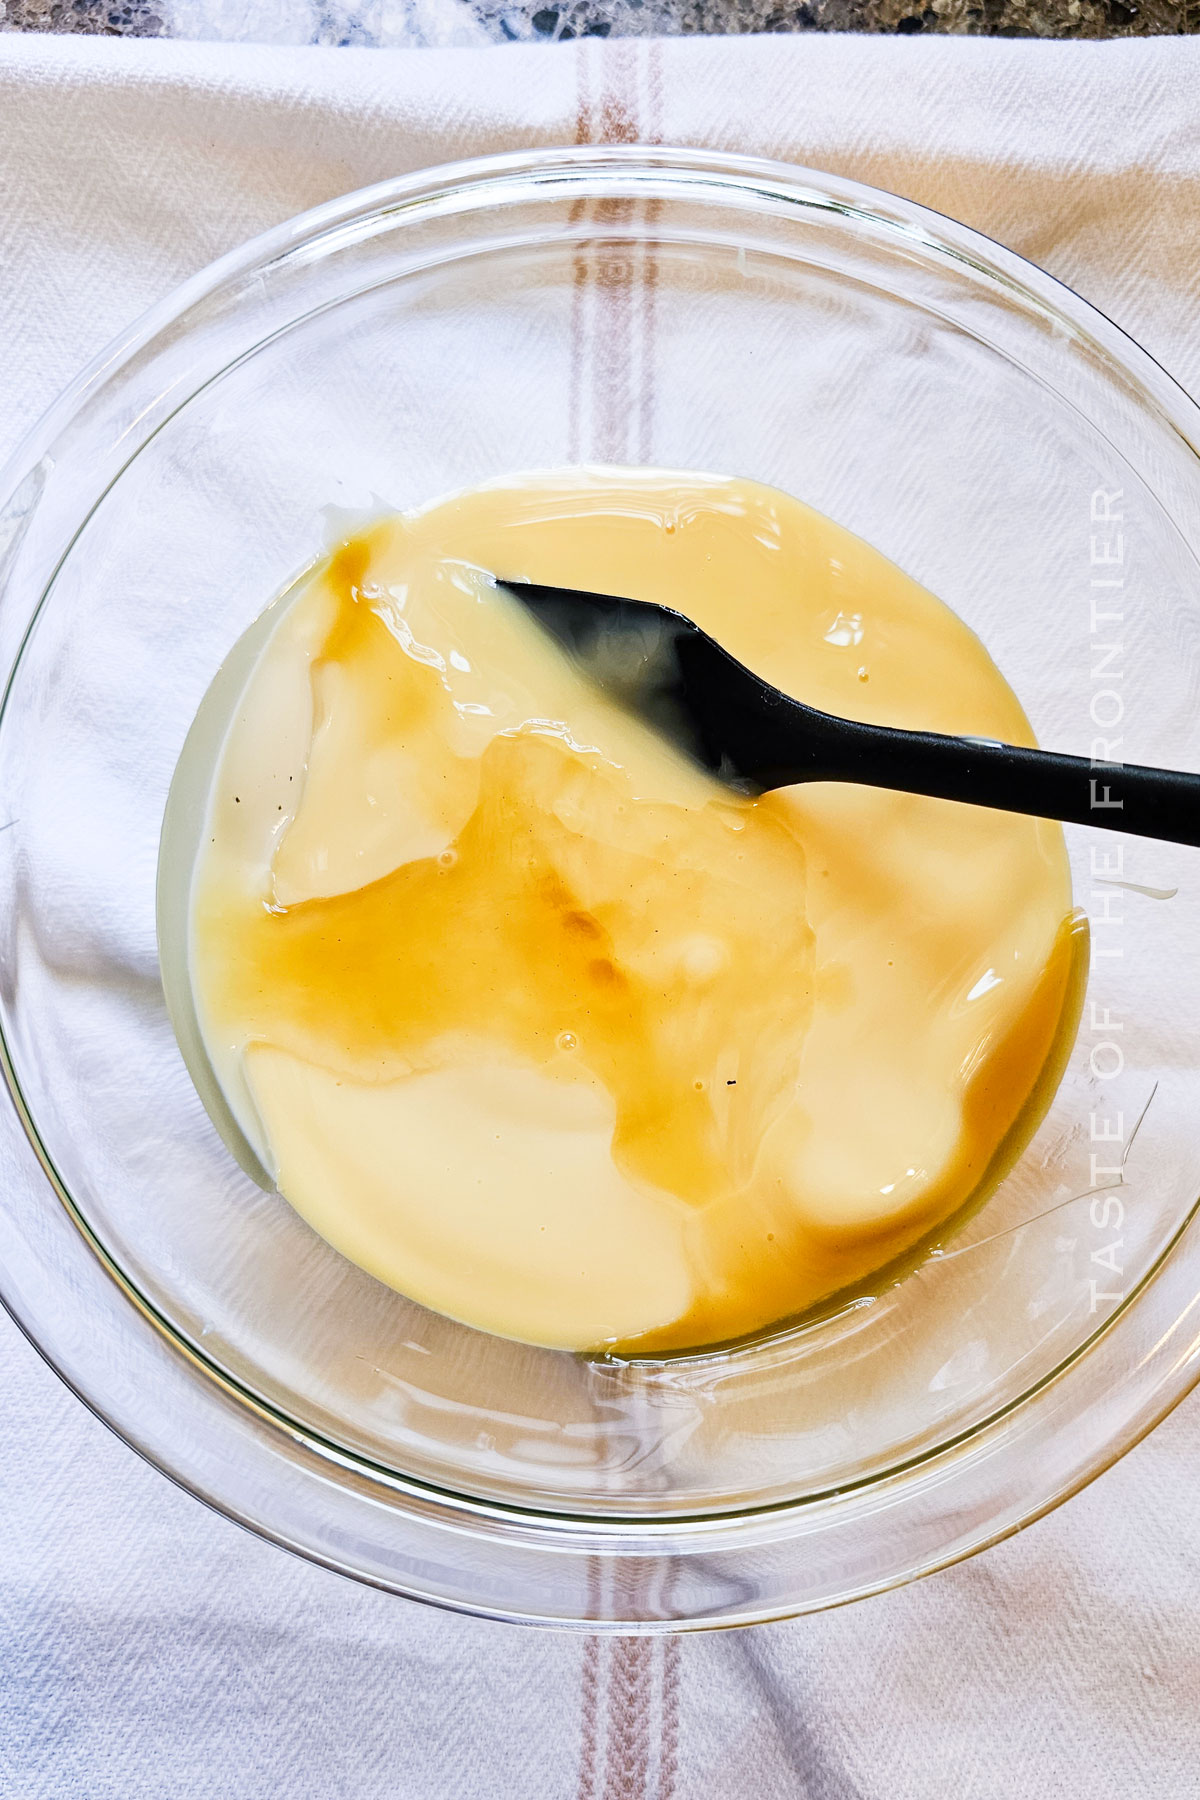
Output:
3,29,1200,1799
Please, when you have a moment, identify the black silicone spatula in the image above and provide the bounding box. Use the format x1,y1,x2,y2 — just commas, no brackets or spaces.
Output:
500,580,1200,848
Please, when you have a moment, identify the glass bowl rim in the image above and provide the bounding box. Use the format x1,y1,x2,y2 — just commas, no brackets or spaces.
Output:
2,143,1200,1627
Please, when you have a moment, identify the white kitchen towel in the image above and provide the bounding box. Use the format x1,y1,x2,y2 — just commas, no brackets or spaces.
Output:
3,29,1200,1800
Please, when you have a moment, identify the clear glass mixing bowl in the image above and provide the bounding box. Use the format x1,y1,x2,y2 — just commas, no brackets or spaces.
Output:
2,147,1200,1630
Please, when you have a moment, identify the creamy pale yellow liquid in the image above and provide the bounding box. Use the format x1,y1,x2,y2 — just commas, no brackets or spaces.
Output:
186,468,1083,1355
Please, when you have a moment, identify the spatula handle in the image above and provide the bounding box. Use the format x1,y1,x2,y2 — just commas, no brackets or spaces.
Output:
799,712,1200,849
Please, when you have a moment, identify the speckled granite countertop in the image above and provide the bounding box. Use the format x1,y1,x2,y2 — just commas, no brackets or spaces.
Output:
1,0,1189,101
